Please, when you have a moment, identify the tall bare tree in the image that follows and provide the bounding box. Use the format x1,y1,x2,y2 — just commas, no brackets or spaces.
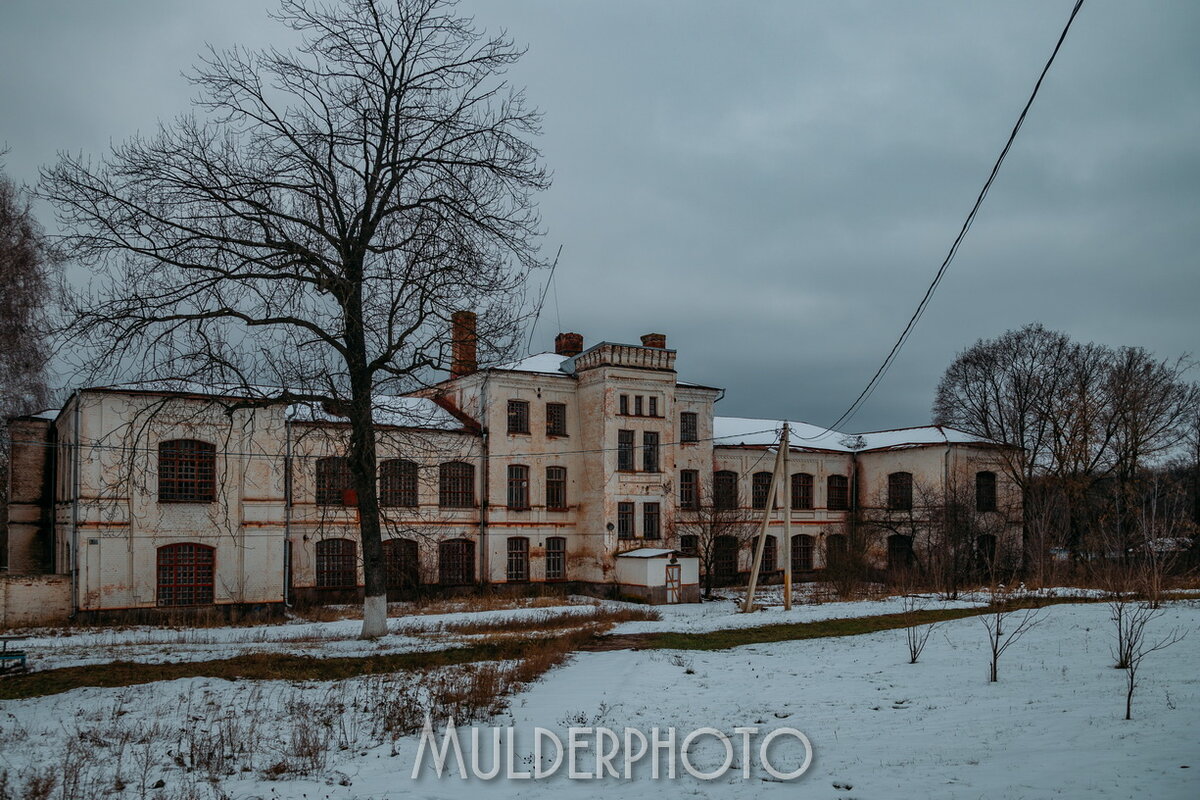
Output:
39,0,548,637
671,479,757,599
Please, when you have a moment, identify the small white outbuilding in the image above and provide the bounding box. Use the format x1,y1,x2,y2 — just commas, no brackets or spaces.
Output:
614,548,700,604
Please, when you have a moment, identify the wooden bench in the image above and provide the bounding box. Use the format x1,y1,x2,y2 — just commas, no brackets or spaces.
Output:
0,635,29,675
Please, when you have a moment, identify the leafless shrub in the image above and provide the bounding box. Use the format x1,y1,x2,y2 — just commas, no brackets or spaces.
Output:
979,586,1043,682
1112,602,1187,720
0,768,55,800
901,596,937,664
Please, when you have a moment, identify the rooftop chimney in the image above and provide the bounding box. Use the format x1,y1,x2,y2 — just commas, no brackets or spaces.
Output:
640,333,667,349
555,332,584,357
450,310,477,377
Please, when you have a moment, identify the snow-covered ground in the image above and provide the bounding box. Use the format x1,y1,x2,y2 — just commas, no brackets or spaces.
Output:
3,598,1197,798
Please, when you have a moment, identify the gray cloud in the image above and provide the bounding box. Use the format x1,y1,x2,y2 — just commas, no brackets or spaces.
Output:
2,0,1197,430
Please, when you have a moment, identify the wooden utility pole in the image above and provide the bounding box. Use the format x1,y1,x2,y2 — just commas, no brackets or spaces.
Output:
742,425,787,613
782,423,792,610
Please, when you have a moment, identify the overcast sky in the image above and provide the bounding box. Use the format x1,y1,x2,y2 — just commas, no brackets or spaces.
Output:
2,1,1197,432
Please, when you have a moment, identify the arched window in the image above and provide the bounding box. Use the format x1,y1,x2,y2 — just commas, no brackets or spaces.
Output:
827,475,850,511
383,538,419,591
158,440,216,503
438,538,475,585
791,473,814,510
316,457,354,506
506,536,529,582
761,535,777,572
714,470,739,510
791,534,814,571
546,536,567,581
887,534,915,570
826,533,848,567
976,533,998,574
752,472,775,510
379,459,418,507
156,543,214,606
976,471,998,513
439,462,475,508
507,464,530,510
888,472,913,511
315,538,357,588
714,535,739,581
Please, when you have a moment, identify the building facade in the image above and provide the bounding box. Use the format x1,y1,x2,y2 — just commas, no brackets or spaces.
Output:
3,320,1020,619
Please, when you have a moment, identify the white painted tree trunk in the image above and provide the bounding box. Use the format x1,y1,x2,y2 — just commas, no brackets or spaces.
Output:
361,593,388,639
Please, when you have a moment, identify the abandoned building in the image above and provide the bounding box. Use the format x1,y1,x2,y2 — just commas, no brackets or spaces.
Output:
1,315,1020,623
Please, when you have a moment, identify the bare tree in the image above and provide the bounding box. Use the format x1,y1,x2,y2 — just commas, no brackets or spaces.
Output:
901,594,936,664
1111,601,1187,720
670,479,757,599
979,585,1043,682
39,0,548,636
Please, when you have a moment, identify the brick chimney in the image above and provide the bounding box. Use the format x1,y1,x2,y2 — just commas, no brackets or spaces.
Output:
450,310,477,377
555,332,584,357
640,333,667,349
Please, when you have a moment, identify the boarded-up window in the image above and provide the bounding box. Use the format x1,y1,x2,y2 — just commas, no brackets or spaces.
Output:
507,464,530,510
546,402,567,436
507,400,530,434
827,475,850,511
156,543,214,606
680,412,698,443
546,466,567,510
888,472,913,511
158,440,216,503
546,536,567,580
617,430,635,471
714,470,739,510
679,469,699,509
976,471,997,513
383,538,419,590
438,462,475,508
316,538,357,588
752,471,775,509
315,456,354,506
791,473,814,510
643,502,661,540
617,502,635,539
438,539,475,585
379,459,418,507
506,537,529,582
791,534,814,571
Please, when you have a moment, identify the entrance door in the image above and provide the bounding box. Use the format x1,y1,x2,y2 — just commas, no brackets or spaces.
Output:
665,563,682,604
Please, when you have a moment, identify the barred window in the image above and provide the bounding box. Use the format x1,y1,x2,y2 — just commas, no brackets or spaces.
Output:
679,469,699,510
714,470,739,510
546,536,567,580
714,535,738,580
156,543,214,606
383,538,419,590
792,534,814,571
506,536,529,582
546,402,567,436
379,459,418,507
546,466,568,510
617,430,635,471
761,535,777,572
976,471,998,513
507,464,530,510
316,538,357,588
316,456,354,506
158,440,216,503
507,400,530,434
888,472,913,511
438,461,475,508
680,412,698,443
752,471,775,510
438,538,475,585
827,475,850,511
826,533,848,566
791,473,814,510
643,502,661,540
679,534,698,556
617,502,635,539
642,431,660,472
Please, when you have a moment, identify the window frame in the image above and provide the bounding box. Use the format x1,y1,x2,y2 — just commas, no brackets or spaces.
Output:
507,399,531,435
791,472,814,510
791,534,814,571
545,466,568,511
679,468,699,510
680,412,698,443
827,475,850,511
976,470,998,513
752,471,775,510
648,396,658,417
617,501,635,539
156,543,215,606
643,502,661,540
714,470,739,510
506,536,529,582
545,536,567,581
438,461,476,508
383,538,420,590
888,471,913,511
315,538,358,589
506,464,530,510
158,439,217,504
379,458,419,508
438,538,475,585
545,402,568,437
617,430,635,471
315,456,354,506
642,430,660,473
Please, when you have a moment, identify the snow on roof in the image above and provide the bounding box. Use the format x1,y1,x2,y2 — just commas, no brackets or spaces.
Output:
491,352,571,375
31,408,60,421
713,416,998,452
616,548,684,559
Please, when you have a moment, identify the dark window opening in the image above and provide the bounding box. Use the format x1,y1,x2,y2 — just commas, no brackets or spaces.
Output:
156,543,215,606
752,471,775,510
648,396,658,417
158,440,216,504
887,534,915,570
438,539,475,585
617,430,635,471
546,536,567,580
760,535,777,572
507,400,530,434
679,535,698,556
643,502,661,540
507,464,530,510
634,395,643,416
976,471,998,513
826,533,848,567
642,431,660,472
383,538,419,591
714,536,739,581
316,456,354,506
617,502,635,539
379,459,418,507
546,402,567,436
791,534,814,571
714,470,739,510
679,469,699,509
316,538,357,588
546,466,568,510
619,394,629,415
791,473,814,510
506,537,529,582
827,475,850,511
888,472,913,511
680,412,698,443
439,461,475,508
